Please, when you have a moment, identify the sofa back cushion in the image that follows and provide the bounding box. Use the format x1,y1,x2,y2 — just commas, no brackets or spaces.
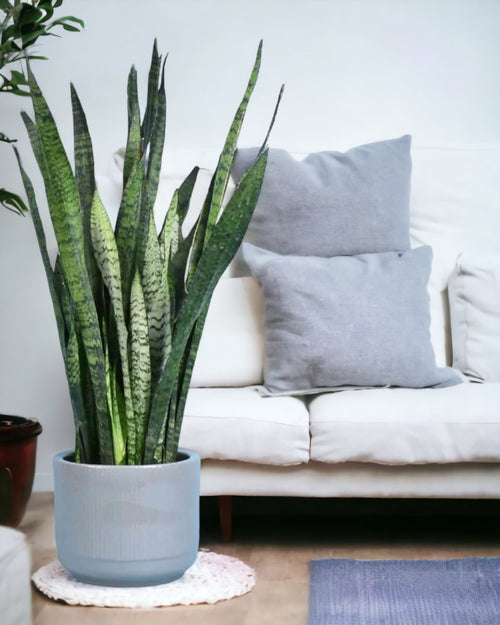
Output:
448,254,500,382
409,145,500,366
190,277,265,387
230,136,412,276
99,144,500,386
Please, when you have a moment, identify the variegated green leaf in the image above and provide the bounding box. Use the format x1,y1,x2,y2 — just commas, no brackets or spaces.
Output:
123,65,141,188
114,157,145,307
144,151,268,463
13,146,65,351
71,83,100,300
141,39,162,146
19,40,279,467
53,257,99,463
105,356,126,466
159,167,199,258
25,66,112,463
142,216,170,386
90,190,135,462
142,45,166,213
130,271,151,463
187,41,262,280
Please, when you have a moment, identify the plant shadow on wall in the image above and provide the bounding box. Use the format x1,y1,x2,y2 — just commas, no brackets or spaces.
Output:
14,39,282,585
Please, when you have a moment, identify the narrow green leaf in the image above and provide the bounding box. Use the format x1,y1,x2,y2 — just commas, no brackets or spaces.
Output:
163,314,205,461
142,54,166,211
13,146,64,345
144,151,268,462
0,188,27,213
141,39,161,147
25,65,113,463
142,215,169,386
57,272,88,461
48,16,85,31
187,41,262,280
123,66,141,188
130,271,151,463
71,83,99,298
114,158,145,309
158,166,199,256
105,358,126,466
0,132,18,144
90,190,135,462
14,149,98,460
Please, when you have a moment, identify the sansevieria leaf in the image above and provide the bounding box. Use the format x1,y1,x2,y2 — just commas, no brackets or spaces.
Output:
24,66,113,463
19,40,281,465
90,191,134,464
130,271,151,463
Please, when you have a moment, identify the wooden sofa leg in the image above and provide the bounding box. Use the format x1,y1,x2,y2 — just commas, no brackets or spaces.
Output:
218,495,232,541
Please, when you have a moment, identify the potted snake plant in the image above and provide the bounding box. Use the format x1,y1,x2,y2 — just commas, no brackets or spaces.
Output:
15,40,281,586
1,0,82,530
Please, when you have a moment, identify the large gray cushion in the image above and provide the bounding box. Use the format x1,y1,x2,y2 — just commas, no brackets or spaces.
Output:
243,243,462,396
232,136,412,276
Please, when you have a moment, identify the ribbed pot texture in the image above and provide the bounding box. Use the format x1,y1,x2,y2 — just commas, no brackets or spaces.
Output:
53,448,200,587
0,416,42,527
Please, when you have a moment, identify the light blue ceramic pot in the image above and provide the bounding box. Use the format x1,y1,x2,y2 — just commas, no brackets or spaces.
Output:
53,448,200,587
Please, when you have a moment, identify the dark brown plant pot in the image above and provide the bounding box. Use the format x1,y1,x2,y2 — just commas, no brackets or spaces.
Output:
0,415,42,527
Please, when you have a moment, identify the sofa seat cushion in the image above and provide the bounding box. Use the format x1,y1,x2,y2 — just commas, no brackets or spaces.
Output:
309,382,500,465
179,387,310,465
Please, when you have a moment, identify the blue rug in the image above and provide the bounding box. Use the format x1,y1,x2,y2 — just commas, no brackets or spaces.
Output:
309,557,500,625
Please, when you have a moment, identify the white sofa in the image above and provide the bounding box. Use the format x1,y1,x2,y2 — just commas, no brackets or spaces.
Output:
102,142,500,537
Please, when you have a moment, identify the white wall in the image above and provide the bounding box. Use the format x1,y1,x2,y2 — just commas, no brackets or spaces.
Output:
1,0,499,490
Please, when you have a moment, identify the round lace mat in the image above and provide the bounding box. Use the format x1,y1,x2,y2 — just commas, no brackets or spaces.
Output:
32,550,255,608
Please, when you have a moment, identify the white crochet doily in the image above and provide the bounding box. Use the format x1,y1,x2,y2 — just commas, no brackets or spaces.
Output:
32,550,255,608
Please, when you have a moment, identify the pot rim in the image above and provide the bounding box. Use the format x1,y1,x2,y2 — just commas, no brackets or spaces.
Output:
0,415,42,442
54,447,199,468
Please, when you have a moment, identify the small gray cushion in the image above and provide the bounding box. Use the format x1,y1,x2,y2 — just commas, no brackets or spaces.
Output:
232,136,412,276
243,243,462,396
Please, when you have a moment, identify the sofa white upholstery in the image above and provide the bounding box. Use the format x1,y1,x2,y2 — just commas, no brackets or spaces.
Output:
0,526,31,625
309,383,500,465
183,387,309,465
102,142,500,503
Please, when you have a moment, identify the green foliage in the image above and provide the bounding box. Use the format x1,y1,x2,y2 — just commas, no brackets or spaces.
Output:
17,40,282,465
0,186,27,213
1,0,83,214
0,0,84,96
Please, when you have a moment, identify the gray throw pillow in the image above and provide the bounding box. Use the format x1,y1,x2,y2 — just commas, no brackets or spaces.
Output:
232,136,412,276
243,243,462,396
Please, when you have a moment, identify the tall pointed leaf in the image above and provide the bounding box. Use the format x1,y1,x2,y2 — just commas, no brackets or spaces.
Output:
141,39,162,149
129,271,151,463
187,41,262,281
25,65,113,463
142,216,168,386
144,151,268,462
90,191,134,462
71,83,99,299
114,158,145,308
122,66,141,187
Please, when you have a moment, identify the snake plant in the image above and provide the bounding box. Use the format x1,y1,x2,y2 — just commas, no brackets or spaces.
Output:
15,40,282,465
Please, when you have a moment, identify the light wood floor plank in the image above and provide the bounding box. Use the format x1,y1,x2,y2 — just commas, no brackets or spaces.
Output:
20,493,500,625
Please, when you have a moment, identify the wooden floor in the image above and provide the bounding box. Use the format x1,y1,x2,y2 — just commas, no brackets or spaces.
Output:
21,493,500,625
